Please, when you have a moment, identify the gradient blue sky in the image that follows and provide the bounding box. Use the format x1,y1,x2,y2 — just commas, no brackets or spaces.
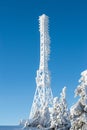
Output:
0,0,87,125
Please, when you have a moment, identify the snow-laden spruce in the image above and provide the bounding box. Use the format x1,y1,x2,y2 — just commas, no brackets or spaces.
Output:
70,70,87,130
51,87,70,130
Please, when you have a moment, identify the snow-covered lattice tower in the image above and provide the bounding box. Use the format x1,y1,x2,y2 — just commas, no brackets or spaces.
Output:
29,14,53,119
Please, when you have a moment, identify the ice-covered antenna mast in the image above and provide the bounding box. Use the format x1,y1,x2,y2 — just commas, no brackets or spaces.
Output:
39,14,50,70
29,14,53,120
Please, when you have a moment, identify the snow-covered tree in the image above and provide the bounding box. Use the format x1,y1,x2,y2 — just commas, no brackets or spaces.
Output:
70,70,87,130
40,105,51,128
50,97,59,128
51,87,70,130
58,87,70,130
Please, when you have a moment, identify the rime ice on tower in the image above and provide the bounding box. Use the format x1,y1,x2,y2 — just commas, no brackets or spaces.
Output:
29,14,53,120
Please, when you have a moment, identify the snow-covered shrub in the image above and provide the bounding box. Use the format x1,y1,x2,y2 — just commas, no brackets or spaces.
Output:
70,70,87,130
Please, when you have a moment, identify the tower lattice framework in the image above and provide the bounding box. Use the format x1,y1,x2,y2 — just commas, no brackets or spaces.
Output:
29,14,53,120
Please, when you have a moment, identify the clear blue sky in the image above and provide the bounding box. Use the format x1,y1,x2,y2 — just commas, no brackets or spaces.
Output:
0,0,87,125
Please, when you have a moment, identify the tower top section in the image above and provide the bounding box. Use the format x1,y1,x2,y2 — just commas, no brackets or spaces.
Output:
39,14,49,33
39,14,50,70
39,14,48,20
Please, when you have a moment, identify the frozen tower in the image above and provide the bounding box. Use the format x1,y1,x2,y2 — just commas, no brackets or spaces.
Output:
29,14,53,120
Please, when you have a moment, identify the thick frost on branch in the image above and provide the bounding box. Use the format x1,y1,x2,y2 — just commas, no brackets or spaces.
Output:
70,70,87,130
